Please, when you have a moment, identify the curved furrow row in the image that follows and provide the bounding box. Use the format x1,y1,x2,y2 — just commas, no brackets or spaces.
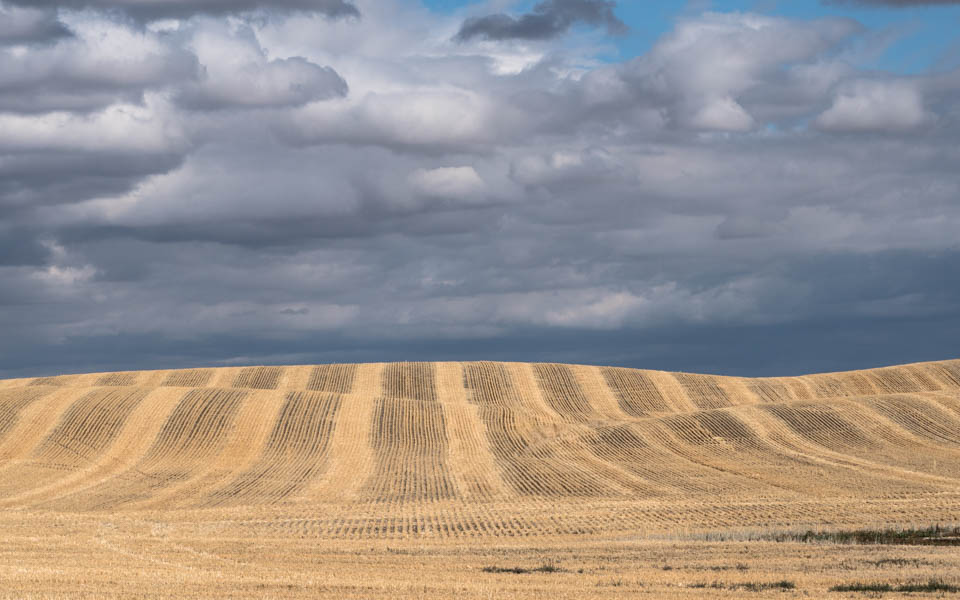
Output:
0,386,58,441
744,377,813,403
136,388,287,511
306,364,356,394
465,362,624,497
162,369,214,388
601,367,672,416
754,398,960,493
930,391,960,419
633,415,772,497
382,362,435,402
802,372,877,398
34,388,151,466
437,363,503,500
0,388,185,509
828,396,960,482
671,373,733,410
583,423,716,497
0,386,90,472
924,361,960,387
300,363,380,502
763,402,876,450
362,363,457,503
866,366,942,394
28,376,69,387
48,388,248,511
94,372,139,387
0,388,154,498
847,403,960,483
232,366,284,390
203,391,342,506
532,364,598,422
651,405,938,499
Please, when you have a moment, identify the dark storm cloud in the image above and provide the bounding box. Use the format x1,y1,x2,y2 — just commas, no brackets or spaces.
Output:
5,0,359,21
0,151,185,215
455,0,627,42
0,4,71,45
0,227,51,266
0,56,200,114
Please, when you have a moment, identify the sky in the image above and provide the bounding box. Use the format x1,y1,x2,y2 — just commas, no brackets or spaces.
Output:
1,0,959,378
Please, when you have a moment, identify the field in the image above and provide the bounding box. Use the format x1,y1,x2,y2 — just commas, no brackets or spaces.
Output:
1,360,959,598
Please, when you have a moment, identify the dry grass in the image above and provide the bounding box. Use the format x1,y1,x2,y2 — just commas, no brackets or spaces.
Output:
0,359,959,598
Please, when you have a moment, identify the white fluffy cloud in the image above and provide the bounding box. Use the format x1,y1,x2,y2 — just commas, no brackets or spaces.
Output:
613,12,862,131
0,101,186,153
0,15,198,112
816,79,929,132
409,167,486,202
175,21,348,110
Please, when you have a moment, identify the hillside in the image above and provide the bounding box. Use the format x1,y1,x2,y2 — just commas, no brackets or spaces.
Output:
1,360,959,536
4,360,960,598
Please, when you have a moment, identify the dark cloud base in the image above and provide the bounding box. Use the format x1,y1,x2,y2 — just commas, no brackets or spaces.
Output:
0,7,72,45
6,0,359,21
455,0,627,42
3,314,958,380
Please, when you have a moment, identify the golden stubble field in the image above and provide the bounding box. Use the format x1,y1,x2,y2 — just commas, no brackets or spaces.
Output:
1,360,959,598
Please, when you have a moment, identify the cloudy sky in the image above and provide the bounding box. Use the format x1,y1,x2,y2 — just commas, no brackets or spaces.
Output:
1,0,958,378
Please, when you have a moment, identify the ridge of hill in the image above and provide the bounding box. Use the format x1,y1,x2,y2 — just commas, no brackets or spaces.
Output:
0,360,959,537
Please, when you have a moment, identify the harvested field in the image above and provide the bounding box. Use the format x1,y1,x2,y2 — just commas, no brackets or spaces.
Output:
1,360,960,598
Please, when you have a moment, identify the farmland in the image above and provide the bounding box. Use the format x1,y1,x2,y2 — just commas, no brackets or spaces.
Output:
1,360,959,598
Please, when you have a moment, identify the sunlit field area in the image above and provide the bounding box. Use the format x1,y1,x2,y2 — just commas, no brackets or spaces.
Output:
1,360,959,598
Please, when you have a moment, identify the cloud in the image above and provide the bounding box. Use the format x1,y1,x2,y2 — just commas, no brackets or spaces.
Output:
281,89,510,152
609,12,863,131
3,3,960,378
455,0,627,42
0,104,186,153
0,100,188,219
178,57,347,110
687,95,756,131
5,0,359,22
0,3,71,45
0,226,52,265
174,23,347,110
0,18,199,113
815,79,929,132
408,167,486,203
0,150,185,216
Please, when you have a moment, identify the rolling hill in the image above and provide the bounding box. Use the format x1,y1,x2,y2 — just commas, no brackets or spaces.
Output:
1,360,959,529
2,360,960,597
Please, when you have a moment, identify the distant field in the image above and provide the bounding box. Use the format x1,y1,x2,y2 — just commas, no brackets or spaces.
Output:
1,360,959,598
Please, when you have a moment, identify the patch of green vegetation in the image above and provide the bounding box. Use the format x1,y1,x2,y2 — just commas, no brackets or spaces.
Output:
865,557,931,568
763,525,960,546
482,563,565,575
706,563,750,572
830,579,960,593
691,580,795,592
